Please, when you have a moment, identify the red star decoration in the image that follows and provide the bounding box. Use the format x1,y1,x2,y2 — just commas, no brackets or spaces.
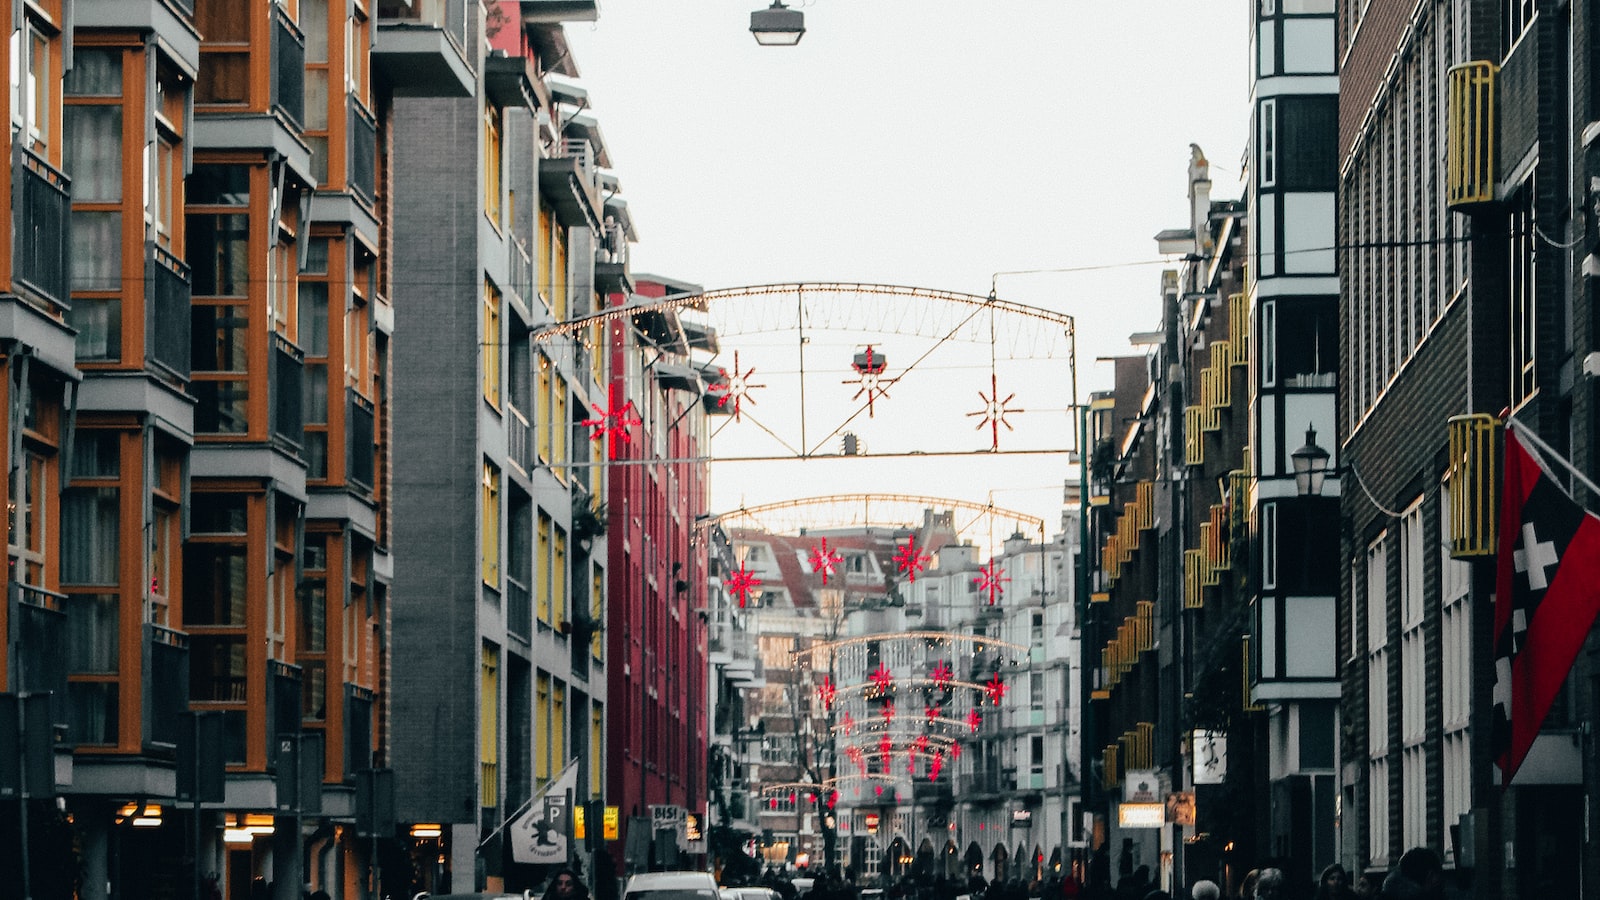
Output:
930,660,953,690
874,784,883,797
894,536,930,583
726,561,762,608
974,560,1009,606
908,756,918,775
966,709,983,733
841,711,856,735
879,734,893,757
706,351,764,423
967,373,1023,451
827,791,838,809
809,538,844,585
868,663,894,694
580,384,642,460
913,734,930,756
985,673,1008,706
925,706,940,727
950,743,962,759
818,676,837,710
844,345,895,418
929,751,945,781
881,700,896,725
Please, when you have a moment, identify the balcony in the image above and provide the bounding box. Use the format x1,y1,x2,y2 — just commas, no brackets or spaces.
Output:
506,405,533,474
374,0,473,98
510,238,534,307
506,575,532,640
538,140,601,230
347,389,376,489
146,244,192,379
13,146,71,310
268,660,303,771
1447,414,1499,558
345,684,374,776
594,220,632,295
13,584,69,730
271,334,305,452
147,624,190,748
271,7,305,127
1446,61,1497,209
349,101,378,205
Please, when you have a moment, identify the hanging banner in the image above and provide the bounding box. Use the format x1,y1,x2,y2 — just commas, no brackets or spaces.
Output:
509,761,579,865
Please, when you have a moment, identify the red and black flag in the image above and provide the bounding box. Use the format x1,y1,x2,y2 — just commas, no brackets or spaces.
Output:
1492,425,1600,785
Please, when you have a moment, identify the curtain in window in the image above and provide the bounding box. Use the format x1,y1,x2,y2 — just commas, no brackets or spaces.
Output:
67,593,119,672
70,211,122,292
64,106,121,202
61,487,119,585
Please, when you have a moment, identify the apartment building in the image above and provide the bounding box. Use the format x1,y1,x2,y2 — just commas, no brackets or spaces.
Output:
1334,1,1600,895
601,274,715,873
386,0,610,893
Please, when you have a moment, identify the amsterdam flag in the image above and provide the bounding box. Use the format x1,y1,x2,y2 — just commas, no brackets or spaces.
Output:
1492,425,1600,785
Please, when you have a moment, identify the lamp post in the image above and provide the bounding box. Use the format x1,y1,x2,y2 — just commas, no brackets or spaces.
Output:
750,1,805,45
1290,426,1332,497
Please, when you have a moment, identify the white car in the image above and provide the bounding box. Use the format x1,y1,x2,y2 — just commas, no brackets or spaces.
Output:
623,872,720,900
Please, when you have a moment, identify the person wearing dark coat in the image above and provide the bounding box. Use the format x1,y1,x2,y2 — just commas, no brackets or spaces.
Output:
542,868,591,900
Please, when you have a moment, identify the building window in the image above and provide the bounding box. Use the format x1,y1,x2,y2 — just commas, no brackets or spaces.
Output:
482,461,501,586
536,671,551,781
484,104,503,227
1261,502,1278,590
553,524,568,628
1439,487,1472,846
1259,99,1276,188
1509,180,1536,408
481,642,500,810
12,23,51,153
1503,0,1535,58
484,280,502,408
1398,499,1425,851
537,511,553,625
1365,532,1390,867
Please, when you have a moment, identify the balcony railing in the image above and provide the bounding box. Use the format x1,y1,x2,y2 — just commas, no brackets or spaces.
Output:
506,576,532,640
560,138,594,177
268,660,303,771
1448,414,1499,558
1447,61,1497,209
271,334,305,451
271,7,306,127
510,237,534,306
377,0,466,51
345,684,374,776
147,244,192,378
147,624,190,747
13,146,70,309
14,583,68,729
347,389,376,488
507,405,532,474
349,100,378,205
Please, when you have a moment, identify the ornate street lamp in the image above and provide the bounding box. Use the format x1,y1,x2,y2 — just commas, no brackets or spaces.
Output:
1291,426,1332,497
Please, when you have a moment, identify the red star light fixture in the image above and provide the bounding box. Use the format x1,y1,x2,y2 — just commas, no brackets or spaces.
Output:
881,700,896,725
974,560,1009,606
708,350,765,423
985,673,1008,706
726,561,762,608
929,751,945,781
841,711,856,735
966,709,983,733
868,663,894,694
894,536,930,583
845,345,895,417
809,537,844,585
818,675,837,710
930,660,953,689
967,373,1023,451
581,385,642,460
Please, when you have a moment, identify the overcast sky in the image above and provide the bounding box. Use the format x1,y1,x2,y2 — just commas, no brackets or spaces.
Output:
565,3,1252,542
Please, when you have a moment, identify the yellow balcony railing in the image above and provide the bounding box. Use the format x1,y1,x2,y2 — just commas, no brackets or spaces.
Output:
1185,406,1206,465
1103,744,1120,789
1229,293,1250,366
1447,61,1497,209
1183,549,1206,609
1448,413,1500,557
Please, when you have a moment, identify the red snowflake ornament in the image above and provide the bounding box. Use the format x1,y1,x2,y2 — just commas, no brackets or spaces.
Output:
818,675,837,710
950,743,962,759
925,706,940,727
879,734,893,758
966,709,983,733
841,711,856,735
881,700,896,725
930,660,953,690
967,373,1024,451
869,663,894,695
929,751,945,781
894,536,930,583
706,351,764,423
985,673,1008,706
845,345,895,418
974,560,1009,606
726,561,762,608
809,538,844,585
581,384,643,460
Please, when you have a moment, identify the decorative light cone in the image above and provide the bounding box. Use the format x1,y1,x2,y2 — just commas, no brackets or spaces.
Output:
750,1,805,45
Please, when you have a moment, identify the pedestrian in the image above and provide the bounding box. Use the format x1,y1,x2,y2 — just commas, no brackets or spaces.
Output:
1252,870,1283,900
1313,864,1353,900
1377,848,1443,900
1189,880,1220,900
544,868,591,900
1237,870,1259,900
1350,874,1379,899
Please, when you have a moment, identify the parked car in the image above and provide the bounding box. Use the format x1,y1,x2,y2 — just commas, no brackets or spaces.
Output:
623,871,720,900
789,879,814,896
726,889,781,900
